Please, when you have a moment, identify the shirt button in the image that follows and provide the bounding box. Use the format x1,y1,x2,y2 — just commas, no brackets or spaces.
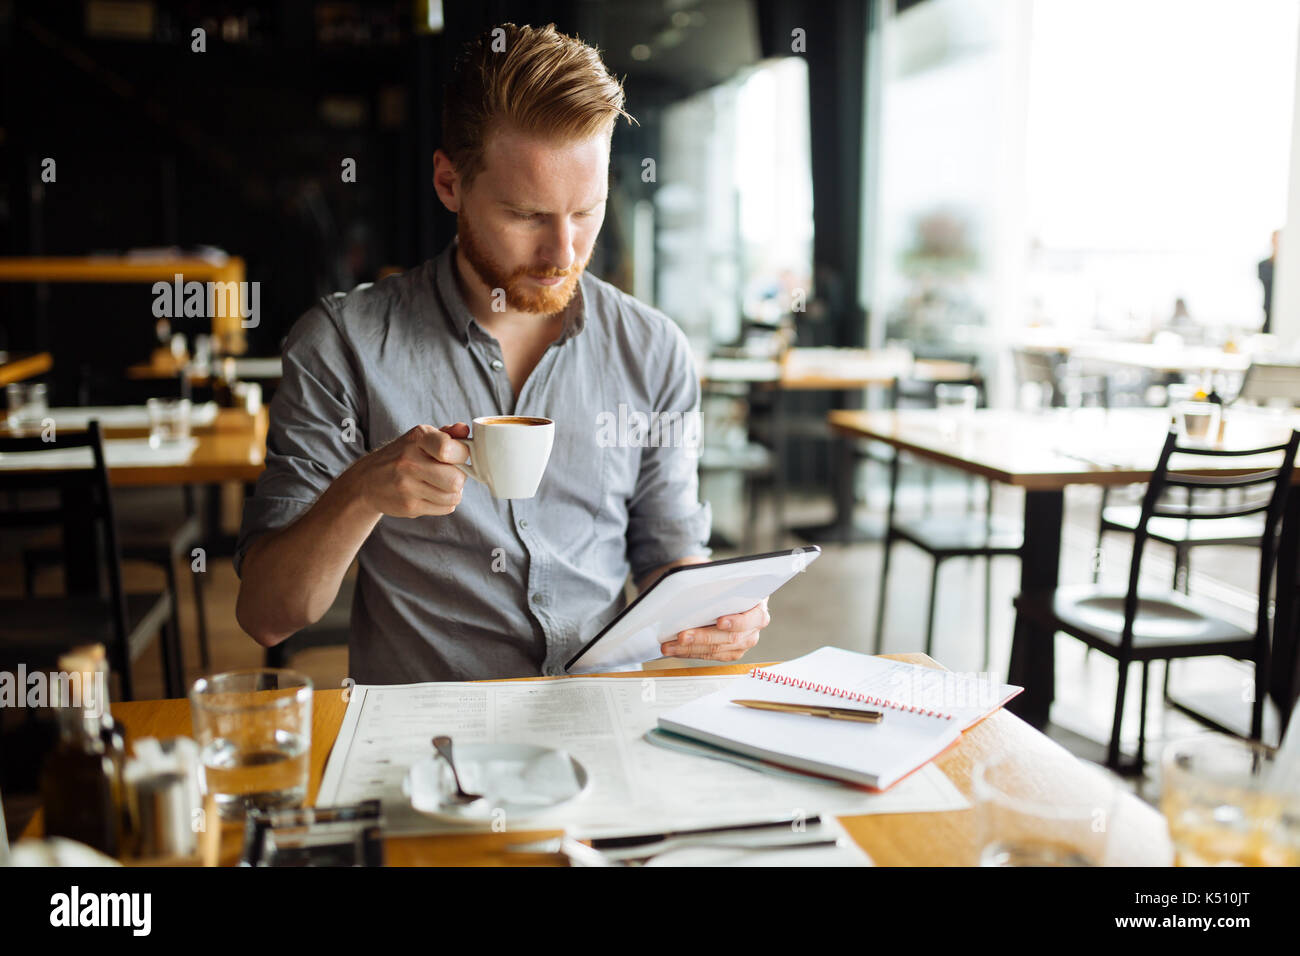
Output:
531,592,546,606
490,359,504,371
518,518,529,529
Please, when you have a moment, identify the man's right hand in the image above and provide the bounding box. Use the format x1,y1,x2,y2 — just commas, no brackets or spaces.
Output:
341,423,472,518
238,422,473,645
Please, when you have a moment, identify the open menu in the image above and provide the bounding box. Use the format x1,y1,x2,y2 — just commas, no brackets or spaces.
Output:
317,672,970,836
658,648,1022,791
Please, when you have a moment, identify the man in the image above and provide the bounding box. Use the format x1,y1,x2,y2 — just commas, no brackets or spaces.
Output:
1258,229,1279,335
234,23,771,682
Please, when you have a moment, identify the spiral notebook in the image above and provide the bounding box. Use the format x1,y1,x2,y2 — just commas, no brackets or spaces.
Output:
657,647,1022,791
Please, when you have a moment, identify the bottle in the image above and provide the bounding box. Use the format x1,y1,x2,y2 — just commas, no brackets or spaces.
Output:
39,645,128,857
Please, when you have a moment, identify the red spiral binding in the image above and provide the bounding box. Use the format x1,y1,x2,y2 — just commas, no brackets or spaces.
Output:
747,667,954,720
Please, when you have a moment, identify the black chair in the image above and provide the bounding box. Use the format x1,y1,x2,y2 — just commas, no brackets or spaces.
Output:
1094,485,1263,594
873,449,1022,669
24,486,212,672
0,421,181,700
20,374,213,671
1013,427,1300,774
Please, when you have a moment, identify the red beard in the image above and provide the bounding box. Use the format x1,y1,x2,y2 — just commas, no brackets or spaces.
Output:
458,212,589,315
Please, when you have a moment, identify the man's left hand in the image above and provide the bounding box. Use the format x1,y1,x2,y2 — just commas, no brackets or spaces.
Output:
659,597,770,662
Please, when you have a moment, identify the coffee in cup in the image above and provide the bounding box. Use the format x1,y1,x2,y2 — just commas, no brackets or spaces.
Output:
454,416,554,499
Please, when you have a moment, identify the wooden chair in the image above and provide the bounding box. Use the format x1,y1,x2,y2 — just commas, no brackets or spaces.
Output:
0,421,180,700
1014,427,1300,774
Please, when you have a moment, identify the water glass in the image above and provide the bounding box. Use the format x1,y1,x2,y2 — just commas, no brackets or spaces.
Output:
6,382,48,428
935,383,978,441
974,753,1115,866
1017,381,1049,413
1174,401,1220,445
190,669,313,822
146,397,192,448
1161,734,1300,867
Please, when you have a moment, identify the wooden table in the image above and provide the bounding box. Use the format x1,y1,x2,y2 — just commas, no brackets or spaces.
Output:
0,255,250,355
20,654,1174,866
110,407,267,487
0,351,52,387
1011,334,1252,376
0,406,267,486
829,407,1300,730
1068,342,1251,376
1,405,267,606
127,354,283,384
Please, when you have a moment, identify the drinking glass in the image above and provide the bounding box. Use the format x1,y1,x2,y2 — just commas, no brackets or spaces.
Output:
974,753,1115,866
1174,401,1220,446
146,397,192,448
1161,734,1300,867
190,669,313,822
935,383,978,441
6,382,48,428
1017,381,1049,414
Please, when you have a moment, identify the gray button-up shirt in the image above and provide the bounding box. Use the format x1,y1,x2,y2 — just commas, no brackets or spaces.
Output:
235,241,711,683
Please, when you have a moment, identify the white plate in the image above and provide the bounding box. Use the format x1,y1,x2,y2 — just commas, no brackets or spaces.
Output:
402,743,590,827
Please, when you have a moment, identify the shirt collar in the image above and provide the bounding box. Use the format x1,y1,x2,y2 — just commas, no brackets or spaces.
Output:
433,238,588,345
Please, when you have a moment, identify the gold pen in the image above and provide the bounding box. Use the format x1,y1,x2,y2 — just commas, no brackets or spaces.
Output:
732,699,884,723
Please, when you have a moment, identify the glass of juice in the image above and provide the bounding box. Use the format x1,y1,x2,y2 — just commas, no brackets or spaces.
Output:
1161,733,1299,866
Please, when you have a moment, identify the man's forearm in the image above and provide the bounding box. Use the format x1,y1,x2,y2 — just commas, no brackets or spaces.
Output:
235,469,382,646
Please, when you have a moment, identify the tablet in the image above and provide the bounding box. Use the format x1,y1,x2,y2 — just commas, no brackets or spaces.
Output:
565,547,821,674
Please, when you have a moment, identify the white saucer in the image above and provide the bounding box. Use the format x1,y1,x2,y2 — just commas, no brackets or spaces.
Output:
403,742,590,826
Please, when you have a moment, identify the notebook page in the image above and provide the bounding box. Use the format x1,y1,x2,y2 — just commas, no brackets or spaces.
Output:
658,647,1021,789
768,647,1021,730
659,671,962,789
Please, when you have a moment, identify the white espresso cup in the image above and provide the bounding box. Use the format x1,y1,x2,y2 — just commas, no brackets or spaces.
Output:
454,416,555,499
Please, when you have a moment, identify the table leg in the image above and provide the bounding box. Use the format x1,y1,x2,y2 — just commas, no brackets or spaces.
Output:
1006,488,1064,728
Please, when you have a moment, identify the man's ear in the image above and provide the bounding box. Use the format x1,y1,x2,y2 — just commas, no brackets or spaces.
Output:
433,149,461,213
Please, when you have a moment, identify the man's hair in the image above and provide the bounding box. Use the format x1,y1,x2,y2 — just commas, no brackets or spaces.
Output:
442,22,635,188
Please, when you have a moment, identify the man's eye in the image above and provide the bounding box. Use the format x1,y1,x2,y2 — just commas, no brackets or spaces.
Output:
513,211,542,221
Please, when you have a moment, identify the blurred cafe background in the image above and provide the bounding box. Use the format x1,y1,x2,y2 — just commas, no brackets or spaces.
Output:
3,0,1300,837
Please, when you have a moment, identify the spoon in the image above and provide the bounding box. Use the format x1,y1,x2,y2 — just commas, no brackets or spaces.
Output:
431,735,486,806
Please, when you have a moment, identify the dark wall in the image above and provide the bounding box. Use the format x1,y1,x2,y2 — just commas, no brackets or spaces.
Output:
0,0,872,403
0,0,580,400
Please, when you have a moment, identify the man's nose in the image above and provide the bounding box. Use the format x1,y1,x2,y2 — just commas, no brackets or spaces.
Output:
539,218,575,272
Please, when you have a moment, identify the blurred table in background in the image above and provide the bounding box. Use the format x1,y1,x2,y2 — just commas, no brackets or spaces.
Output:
1069,342,1251,376
700,348,980,546
829,406,1300,734
0,255,249,355
128,353,283,384
0,351,52,387
0,406,266,487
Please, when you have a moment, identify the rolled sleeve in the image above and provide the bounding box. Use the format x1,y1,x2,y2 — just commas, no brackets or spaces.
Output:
625,324,712,580
234,301,366,576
